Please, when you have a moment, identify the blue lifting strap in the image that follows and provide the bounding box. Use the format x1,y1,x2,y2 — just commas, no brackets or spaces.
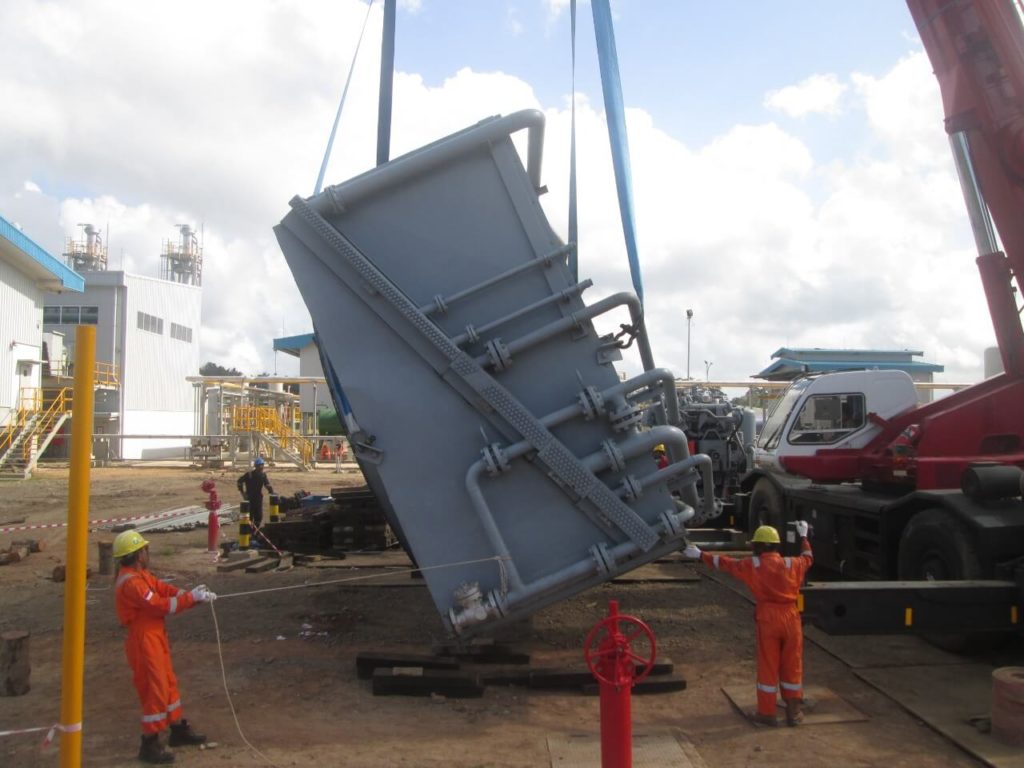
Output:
591,0,645,307
314,0,377,195
568,0,579,282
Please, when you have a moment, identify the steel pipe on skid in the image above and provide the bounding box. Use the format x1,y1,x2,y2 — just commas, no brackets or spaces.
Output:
419,243,577,318
311,110,547,217
461,425,699,625
472,291,656,372
450,280,593,346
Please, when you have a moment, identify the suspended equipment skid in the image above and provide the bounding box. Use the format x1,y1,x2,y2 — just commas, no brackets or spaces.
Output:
275,111,710,635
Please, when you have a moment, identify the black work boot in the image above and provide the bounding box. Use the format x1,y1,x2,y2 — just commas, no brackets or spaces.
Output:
168,719,207,747
785,698,805,726
138,733,174,764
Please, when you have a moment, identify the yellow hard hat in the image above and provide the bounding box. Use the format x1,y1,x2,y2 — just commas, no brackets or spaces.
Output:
113,530,149,559
653,444,666,454
750,525,780,545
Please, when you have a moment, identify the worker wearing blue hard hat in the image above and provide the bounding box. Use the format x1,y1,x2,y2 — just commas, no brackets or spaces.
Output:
237,457,275,531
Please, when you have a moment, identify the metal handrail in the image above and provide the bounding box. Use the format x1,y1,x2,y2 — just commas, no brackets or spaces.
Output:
229,405,314,465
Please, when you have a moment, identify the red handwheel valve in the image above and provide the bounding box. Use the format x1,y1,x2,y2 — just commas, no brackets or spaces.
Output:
583,600,657,768
201,479,222,553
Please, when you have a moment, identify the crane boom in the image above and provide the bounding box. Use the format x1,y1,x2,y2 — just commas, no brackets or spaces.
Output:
906,0,1024,375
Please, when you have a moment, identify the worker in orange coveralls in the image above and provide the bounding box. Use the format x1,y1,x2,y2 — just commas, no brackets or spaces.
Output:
113,530,215,763
684,521,812,726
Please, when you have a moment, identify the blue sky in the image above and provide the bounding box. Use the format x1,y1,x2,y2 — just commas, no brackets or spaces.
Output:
396,1,917,143
0,0,1003,383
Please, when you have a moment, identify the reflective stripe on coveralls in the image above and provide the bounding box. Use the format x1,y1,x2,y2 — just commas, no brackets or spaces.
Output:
702,538,813,716
115,567,197,734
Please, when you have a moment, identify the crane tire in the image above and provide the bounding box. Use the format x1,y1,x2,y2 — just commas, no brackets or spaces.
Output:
897,507,996,653
748,478,784,536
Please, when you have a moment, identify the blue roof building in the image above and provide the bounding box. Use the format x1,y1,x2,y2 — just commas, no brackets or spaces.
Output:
754,347,944,400
0,215,84,423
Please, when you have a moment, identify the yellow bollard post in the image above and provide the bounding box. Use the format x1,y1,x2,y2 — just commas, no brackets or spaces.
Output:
269,494,280,523
239,501,251,550
59,325,95,767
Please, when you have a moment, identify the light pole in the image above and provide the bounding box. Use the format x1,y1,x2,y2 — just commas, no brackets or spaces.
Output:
704,360,713,381
686,309,693,379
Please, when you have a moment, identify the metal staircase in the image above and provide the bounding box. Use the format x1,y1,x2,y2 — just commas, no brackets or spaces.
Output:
0,388,72,479
229,404,314,470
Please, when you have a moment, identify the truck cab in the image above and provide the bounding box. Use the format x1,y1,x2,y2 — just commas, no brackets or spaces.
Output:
752,370,919,477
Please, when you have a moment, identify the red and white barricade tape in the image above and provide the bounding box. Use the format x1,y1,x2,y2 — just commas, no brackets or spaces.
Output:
0,506,205,535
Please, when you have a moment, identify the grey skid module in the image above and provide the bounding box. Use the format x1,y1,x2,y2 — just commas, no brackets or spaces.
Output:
275,110,713,635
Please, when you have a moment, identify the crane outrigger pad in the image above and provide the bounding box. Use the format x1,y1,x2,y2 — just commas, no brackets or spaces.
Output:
275,111,703,634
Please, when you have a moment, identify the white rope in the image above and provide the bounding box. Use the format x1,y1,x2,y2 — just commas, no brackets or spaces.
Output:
203,554,505,765
209,601,278,767
214,555,504,600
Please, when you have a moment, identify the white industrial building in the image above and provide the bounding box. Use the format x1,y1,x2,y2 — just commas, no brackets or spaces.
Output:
0,215,84,426
43,226,203,459
272,332,332,431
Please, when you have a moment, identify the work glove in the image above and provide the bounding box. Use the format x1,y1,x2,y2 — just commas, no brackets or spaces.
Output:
795,520,809,538
682,544,702,560
191,585,217,603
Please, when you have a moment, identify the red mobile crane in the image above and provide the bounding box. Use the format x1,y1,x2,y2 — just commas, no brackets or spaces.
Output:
740,0,1024,643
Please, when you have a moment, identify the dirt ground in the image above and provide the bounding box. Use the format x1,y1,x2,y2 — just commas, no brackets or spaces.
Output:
0,465,1005,767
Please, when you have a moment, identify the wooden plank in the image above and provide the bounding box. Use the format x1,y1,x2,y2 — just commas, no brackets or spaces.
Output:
356,652,460,680
855,665,1024,768
245,558,279,573
371,667,484,698
582,673,687,695
721,684,869,727
217,557,269,573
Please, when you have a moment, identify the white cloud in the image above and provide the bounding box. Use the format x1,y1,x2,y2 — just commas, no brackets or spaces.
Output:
23,180,41,193
0,2,989,388
764,73,847,117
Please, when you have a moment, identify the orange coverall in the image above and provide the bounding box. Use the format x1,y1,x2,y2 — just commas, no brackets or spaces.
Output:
701,538,813,717
115,566,197,734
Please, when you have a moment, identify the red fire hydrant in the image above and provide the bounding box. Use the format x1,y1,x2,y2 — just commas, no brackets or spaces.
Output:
584,600,657,768
201,479,221,553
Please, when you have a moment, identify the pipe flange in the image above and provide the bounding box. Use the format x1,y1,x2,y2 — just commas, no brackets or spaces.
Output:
481,443,510,477
619,474,642,502
485,339,512,372
433,294,448,315
601,439,626,473
590,543,614,575
464,324,480,345
577,386,604,421
608,403,642,432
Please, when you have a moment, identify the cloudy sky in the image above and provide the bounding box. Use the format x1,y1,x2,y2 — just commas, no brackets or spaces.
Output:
1,0,1005,384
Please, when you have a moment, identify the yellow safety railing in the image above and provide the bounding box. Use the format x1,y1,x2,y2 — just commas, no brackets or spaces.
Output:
229,404,314,466
95,362,120,388
0,387,72,462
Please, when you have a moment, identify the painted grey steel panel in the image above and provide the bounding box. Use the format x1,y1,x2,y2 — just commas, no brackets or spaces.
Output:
276,111,711,635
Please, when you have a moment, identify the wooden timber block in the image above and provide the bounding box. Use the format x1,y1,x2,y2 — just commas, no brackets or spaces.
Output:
217,557,268,573
244,558,279,574
11,539,45,553
0,631,30,696
50,565,93,581
0,546,30,566
356,651,460,680
432,640,531,665
528,658,675,690
371,667,484,698
583,672,687,695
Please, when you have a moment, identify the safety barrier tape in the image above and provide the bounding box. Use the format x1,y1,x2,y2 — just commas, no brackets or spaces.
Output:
0,720,78,748
0,506,206,535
